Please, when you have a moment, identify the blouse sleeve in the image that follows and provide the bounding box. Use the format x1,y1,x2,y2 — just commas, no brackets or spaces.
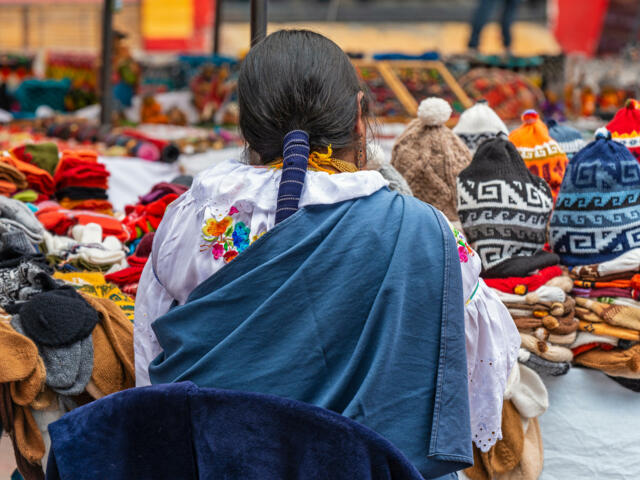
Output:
451,224,521,452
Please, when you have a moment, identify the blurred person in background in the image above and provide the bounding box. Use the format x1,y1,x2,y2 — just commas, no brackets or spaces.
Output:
468,0,522,56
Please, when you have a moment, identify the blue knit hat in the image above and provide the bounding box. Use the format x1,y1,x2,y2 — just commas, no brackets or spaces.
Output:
549,129,640,266
546,119,585,159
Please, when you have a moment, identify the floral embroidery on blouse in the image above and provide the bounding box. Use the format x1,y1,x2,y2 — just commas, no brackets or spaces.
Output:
201,206,251,263
451,226,474,264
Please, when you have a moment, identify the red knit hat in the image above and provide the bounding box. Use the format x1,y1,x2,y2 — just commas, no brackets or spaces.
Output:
607,99,640,161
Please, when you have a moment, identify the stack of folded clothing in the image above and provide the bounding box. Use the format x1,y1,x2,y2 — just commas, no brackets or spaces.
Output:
0,158,28,197
508,110,569,200
41,222,128,273
1,151,55,201
550,130,640,392
458,135,576,378
53,150,113,214
0,257,134,479
462,363,548,480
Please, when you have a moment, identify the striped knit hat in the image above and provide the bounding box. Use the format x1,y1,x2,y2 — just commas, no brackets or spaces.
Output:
453,100,509,153
546,120,585,159
457,135,554,272
606,99,640,161
509,110,569,200
549,129,640,266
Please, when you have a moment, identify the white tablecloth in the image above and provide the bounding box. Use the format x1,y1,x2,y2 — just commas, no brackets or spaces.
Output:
539,368,640,479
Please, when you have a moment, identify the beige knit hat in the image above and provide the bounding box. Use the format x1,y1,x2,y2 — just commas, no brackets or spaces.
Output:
391,97,472,223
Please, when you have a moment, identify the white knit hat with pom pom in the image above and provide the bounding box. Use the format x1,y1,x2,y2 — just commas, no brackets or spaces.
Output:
391,97,472,223
453,100,509,152
417,97,452,126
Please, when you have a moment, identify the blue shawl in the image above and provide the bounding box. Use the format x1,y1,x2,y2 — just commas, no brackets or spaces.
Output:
149,188,472,478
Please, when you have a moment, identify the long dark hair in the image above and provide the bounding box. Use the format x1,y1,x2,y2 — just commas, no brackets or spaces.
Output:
238,29,368,164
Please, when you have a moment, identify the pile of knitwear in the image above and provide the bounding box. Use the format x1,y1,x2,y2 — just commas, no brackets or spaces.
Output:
0,212,135,480
457,134,577,379
0,143,58,201
53,150,112,214
550,129,640,392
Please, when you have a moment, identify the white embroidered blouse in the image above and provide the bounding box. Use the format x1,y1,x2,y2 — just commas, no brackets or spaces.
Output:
134,160,520,452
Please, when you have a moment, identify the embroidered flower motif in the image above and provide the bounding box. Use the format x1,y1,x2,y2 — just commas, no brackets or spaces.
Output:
223,250,238,263
201,205,253,263
458,245,469,263
232,222,251,252
202,216,232,240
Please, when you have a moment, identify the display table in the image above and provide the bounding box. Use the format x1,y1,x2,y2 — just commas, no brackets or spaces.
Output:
540,368,640,479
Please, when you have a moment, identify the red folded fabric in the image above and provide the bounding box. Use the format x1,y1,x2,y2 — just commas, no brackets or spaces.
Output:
54,151,109,190
35,205,128,241
104,255,148,286
122,193,178,240
483,265,564,294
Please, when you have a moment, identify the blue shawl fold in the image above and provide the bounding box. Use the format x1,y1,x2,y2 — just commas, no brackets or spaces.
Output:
46,382,425,479
149,188,472,477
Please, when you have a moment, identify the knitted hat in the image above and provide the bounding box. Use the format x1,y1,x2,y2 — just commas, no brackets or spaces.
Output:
457,136,554,272
549,130,640,266
508,110,569,199
606,99,640,161
546,119,585,159
392,97,472,222
505,362,550,418
453,100,509,152
495,417,543,480
19,287,100,347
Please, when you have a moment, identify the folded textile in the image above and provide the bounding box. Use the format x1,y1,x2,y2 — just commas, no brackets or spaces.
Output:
55,187,109,201
0,262,51,309
483,266,564,295
492,286,566,305
571,331,619,349
578,320,640,342
544,275,573,292
79,293,134,395
139,182,188,205
58,199,113,215
574,274,640,290
574,344,640,378
571,248,640,281
547,330,577,345
573,286,633,299
483,251,561,279
512,311,578,335
122,193,177,240
0,196,44,244
598,296,640,309
2,154,54,197
571,342,615,356
0,161,28,191
519,332,574,363
575,297,640,331
0,179,18,196
10,143,59,176
36,205,128,242
12,190,39,203
518,348,570,376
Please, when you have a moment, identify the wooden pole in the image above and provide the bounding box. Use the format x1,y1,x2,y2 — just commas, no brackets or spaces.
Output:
213,0,223,54
250,0,267,47
99,0,114,126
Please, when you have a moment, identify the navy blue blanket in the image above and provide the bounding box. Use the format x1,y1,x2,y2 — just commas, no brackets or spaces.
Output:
46,382,426,479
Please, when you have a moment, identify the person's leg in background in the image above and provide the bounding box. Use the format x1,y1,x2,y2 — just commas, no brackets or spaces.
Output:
468,0,498,51
501,0,522,55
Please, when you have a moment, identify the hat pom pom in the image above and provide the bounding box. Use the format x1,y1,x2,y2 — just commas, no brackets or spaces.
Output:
417,97,452,126
522,109,539,124
595,127,611,140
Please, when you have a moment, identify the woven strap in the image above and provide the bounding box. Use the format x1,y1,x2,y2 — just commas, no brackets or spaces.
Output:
275,130,310,225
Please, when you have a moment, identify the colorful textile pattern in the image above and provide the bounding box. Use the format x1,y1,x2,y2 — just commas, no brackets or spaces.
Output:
549,132,640,266
457,137,553,271
200,206,252,264
509,110,569,199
